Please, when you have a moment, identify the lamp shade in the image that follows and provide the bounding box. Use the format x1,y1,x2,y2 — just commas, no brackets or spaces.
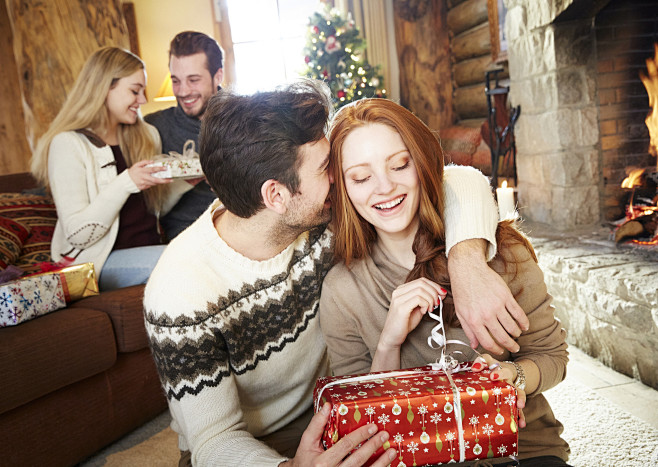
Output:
154,73,176,102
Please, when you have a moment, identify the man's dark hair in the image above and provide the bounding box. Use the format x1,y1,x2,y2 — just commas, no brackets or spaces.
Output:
169,31,224,77
200,80,332,218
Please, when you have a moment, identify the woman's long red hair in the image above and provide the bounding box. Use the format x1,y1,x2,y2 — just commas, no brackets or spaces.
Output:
329,98,535,325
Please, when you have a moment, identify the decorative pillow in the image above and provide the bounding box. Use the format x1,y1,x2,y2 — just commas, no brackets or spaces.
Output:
0,216,30,269
0,193,57,273
440,125,494,176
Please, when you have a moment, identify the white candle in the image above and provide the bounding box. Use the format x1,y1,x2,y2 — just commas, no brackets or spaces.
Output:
496,181,516,220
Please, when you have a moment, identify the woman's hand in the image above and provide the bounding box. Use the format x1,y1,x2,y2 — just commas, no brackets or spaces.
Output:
128,160,172,190
379,278,447,351
472,354,527,428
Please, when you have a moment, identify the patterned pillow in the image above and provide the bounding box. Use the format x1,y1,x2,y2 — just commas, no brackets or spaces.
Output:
0,193,57,273
0,216,30,269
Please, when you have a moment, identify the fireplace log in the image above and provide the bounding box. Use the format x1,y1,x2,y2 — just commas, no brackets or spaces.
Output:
614,211,658,243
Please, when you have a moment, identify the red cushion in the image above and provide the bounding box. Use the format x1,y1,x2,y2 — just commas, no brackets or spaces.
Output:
0,216,30,269
0,193,57,273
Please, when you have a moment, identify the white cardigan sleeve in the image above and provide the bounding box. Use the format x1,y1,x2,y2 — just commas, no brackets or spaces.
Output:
442,165,499,261
48,132,138,249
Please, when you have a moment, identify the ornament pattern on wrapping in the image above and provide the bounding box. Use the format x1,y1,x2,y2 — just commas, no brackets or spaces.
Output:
314,366,518,466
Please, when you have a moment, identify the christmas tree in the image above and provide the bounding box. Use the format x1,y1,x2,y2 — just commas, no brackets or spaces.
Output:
302,4,386,109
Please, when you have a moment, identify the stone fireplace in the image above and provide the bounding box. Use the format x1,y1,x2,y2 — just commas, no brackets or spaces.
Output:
507,0,657,227
503,0,658,390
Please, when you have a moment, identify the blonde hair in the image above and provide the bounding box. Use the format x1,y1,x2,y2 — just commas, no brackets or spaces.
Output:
329,98,535,326
32,46,167,212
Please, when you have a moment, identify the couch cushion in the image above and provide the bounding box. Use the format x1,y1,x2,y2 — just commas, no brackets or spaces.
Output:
0,216,30,269
441,125,493,175
0,307,117,414
0,193,57,273
70,284,149,353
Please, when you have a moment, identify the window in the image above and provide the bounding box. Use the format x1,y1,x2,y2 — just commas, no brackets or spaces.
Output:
226,0,319,94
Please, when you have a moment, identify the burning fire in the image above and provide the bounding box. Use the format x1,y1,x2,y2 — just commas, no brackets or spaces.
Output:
640,42,658,157
615,43,658,245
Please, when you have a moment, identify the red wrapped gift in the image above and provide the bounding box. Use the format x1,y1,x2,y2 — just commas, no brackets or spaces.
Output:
314,365,519,466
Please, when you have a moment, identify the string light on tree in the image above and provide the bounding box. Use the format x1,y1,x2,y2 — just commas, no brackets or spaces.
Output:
302,3,386,109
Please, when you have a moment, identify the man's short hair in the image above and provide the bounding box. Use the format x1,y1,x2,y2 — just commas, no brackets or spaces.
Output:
169,31,224,77
200,80,332,218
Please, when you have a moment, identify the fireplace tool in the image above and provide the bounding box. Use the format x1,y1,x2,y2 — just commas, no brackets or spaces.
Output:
482,69,521,190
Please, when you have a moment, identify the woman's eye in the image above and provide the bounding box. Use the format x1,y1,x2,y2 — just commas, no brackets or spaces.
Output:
352,176,370,184
393,161,409,171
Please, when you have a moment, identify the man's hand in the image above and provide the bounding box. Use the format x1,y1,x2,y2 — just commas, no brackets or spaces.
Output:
281,403,396,467
448,239,528,354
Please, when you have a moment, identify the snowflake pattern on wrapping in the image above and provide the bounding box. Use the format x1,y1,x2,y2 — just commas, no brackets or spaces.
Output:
0,274,66,326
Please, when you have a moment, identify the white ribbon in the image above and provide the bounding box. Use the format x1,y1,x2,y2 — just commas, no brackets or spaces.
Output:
317,298,471,462
167,139,199,159
428,297,469,463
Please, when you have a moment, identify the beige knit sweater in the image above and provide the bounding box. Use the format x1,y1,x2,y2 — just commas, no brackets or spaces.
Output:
320,238,571,461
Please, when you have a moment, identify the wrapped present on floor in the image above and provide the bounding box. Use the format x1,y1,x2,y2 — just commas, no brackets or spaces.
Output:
314,364,519,466
148,139,204,179
0,262,99,327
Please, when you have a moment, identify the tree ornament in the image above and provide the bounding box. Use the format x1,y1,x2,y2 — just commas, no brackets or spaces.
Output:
302,3,386,109
325,35,341,54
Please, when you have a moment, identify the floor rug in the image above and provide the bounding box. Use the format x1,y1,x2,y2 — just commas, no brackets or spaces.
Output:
83,379,658,466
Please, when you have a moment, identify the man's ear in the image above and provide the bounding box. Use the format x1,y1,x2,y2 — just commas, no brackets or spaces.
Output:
261,179,289,214
213,68,224,90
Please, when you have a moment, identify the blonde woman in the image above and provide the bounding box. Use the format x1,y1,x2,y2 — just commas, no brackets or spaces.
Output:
32,47,192,290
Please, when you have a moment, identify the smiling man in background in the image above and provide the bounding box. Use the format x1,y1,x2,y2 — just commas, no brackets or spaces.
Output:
145,31,224,240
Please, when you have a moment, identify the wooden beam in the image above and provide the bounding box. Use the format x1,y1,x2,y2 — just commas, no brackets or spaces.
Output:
454,83,488,120
393,0,454,129
452,22,491,61
447,0,488,36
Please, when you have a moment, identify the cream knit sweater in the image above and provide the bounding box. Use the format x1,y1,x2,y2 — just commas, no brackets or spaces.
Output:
47,129,191,271
143,165,498,466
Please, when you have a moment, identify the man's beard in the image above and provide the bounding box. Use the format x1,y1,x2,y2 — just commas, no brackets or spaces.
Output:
276,199,331,240
178,96,209,119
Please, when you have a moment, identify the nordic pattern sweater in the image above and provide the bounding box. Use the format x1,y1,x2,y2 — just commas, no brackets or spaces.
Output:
143,165,499,466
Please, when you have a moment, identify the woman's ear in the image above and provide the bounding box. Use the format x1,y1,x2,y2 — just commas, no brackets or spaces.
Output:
261,179,290,214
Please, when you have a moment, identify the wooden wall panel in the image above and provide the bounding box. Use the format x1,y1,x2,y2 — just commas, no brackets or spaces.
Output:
5,0,129,159
0,0,30,175
393,0,454,130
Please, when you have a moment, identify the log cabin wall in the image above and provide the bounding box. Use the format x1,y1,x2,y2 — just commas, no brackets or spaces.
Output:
0,1,30,175
393,0,454,131
0,0,129,177
447,0,508,127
